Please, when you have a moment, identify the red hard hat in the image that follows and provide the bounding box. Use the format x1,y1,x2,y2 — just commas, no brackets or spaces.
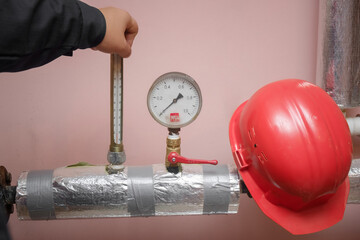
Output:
229,79,352,235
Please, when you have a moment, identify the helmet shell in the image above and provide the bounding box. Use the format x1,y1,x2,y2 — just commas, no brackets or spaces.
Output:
229,79,352,234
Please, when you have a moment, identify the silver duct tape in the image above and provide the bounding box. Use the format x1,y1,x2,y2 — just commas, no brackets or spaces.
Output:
203,165,230,214
16,164,240,220
127,166,155,216
348,159,360,204
316,0,360,108
26,170,55,220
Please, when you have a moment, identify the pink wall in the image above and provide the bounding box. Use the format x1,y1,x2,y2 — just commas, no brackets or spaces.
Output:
1,0,359,239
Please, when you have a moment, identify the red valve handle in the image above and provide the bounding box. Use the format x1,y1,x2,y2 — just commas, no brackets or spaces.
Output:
167,152,218,165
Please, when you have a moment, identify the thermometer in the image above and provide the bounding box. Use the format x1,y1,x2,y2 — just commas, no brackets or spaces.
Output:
108,54,126,166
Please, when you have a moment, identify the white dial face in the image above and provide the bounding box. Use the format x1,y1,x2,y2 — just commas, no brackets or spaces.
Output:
147,72,202,128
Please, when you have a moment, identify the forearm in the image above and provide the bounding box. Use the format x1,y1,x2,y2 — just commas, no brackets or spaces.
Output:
0,0,106,72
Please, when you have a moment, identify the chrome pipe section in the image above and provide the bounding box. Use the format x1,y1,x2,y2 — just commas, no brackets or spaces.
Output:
15,164,240,220
316,0,360,108
346,117,360,136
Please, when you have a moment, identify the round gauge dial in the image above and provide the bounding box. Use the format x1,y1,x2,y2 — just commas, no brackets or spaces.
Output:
147,72,202,128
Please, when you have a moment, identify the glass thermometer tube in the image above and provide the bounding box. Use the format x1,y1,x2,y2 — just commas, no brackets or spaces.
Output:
109,54,124,155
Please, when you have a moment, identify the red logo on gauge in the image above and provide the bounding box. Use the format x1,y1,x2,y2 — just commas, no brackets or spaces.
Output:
170,113,180,122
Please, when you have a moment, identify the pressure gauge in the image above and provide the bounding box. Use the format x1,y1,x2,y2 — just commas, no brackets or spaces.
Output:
147,72,202,128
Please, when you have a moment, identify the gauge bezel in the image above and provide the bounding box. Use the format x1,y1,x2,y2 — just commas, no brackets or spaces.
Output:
147,72,202,128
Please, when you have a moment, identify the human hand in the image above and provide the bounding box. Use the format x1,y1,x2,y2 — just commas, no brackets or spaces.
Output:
93,7,138,57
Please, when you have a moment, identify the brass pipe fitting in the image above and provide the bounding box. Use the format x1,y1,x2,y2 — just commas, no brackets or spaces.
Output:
166,128,181,172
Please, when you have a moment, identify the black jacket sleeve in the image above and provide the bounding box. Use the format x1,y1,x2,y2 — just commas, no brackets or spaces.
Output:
0,0,106,72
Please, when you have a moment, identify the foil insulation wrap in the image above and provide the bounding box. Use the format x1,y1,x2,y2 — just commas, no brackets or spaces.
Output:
348,159,360,204
16,164,240,220
316,0,360,108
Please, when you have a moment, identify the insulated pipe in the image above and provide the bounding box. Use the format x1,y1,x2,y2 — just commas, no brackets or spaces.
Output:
15,164,240,220
316,0,360,108
13,160,360,220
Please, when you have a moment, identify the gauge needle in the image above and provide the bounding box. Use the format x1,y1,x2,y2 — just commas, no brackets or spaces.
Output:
159,93,184,116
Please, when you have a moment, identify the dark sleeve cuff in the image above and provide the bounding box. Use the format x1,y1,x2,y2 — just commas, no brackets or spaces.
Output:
76,1,106,49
